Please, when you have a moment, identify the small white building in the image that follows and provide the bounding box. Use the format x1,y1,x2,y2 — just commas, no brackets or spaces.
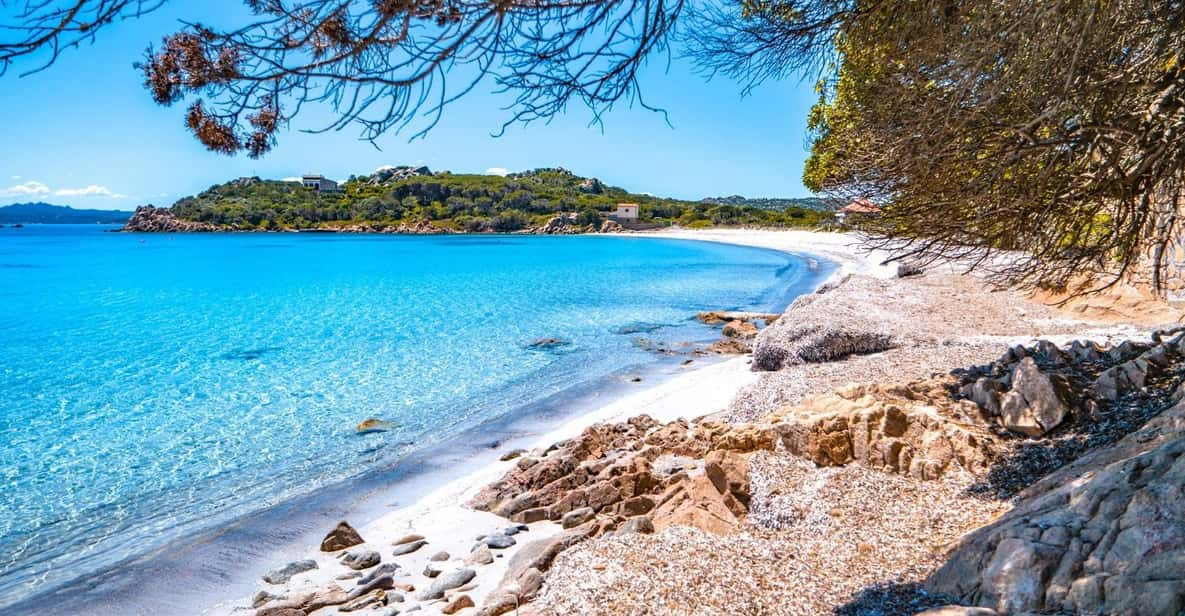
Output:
611,203,639,221
302,174,342,192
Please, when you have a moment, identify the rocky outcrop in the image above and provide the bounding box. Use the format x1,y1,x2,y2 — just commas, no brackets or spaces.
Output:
122,205,219,232
927,396,1185,615
599,219,623,233
751,276,896,371
534,215,582,235
770,379,1000,479
469,415,774,528
366,165,432,184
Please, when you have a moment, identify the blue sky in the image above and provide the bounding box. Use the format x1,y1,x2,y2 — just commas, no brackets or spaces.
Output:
0,3,820,210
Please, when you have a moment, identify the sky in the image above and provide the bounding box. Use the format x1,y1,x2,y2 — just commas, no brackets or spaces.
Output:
0,2,821,210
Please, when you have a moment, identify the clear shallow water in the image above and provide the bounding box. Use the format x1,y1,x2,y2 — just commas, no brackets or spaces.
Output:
0,225,829,608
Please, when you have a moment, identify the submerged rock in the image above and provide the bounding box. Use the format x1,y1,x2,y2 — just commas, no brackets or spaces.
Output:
356,418,396,434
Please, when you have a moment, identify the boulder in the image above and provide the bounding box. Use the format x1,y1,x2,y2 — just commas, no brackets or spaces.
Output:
599,219,624,233
927,398,1185,615
341,549,381,570
443,593,476,614
561,507,595,529
417,568,477,600
998,357,1071,437
392,539,428,556
321,521,365,552
262,559,318,585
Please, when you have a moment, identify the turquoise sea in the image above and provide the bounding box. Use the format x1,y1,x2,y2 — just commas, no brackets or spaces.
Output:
0,225,830,612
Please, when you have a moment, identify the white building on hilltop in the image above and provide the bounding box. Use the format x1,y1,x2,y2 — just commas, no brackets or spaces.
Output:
302,174,342,192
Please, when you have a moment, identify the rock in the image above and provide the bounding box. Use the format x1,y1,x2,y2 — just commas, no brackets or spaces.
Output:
122,205,219,232
356,418,396,434
708,338,752,355
393,533,425,546
526,337,569,350
423,564,441,578
336,571,363,580
751,276,896,370
722,320,759,340
429,550,450,562
262,559,318,584
896,259,924,278
417,568,477,600
341,549,381,570
771,379,998,479
255,585,348,616
599,219,623,233
914,608,998,616
499,449,527,461
466,546,495,565
392,539,428,556
998,357,1071,437
963,377,1007,416
339,591,384,612
346,574,395,601
321,521,365,552
442,593,476,614
252,590,285,608
358,563,400,586
561,507,595,529
697,311,781,325
927,397,1185,615
481,533,516,549
617,515,655,535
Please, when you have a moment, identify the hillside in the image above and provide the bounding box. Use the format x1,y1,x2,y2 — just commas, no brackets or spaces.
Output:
701,195,834,211
0,203,132,224
152,168,829,231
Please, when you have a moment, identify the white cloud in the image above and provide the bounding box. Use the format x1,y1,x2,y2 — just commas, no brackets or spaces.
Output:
486,167,509,176
375,165,396,173
53,185,127,198
0,181,50,197
281,177,303,182
10,175,21,180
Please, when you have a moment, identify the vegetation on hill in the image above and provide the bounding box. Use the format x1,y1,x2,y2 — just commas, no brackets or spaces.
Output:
701,195,834,212
166,168,830,231
0,203,132,224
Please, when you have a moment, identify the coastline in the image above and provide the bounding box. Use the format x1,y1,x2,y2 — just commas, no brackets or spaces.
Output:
196,230,874,616
3,230,845,616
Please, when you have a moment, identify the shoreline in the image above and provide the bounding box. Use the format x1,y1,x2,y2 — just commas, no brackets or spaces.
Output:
3,230,846,616
197,230,875,616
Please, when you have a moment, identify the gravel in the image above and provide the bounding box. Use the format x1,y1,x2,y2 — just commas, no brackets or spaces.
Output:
534,453,1010,616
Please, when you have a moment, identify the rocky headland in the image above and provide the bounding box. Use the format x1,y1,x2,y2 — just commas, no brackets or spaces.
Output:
231,231,1183,616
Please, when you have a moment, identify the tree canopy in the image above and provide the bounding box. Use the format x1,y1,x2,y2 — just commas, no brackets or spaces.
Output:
4,0,1185,290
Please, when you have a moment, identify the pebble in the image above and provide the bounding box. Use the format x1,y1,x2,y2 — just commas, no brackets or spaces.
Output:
428,551,450,562
393,533,426,546
442,593,475,614
346,575,394,601
336,571,363,580
392,540,428,556
262,559,317,584
499,448,527,461
422,564,441,578
417,568,476,600
502,524,529,536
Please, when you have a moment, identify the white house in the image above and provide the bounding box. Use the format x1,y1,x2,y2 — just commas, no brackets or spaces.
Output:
302,174,342,192
611,203,639,221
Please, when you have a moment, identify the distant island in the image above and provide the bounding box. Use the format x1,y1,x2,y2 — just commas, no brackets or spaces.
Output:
0,203,133,225
122,167,833,233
